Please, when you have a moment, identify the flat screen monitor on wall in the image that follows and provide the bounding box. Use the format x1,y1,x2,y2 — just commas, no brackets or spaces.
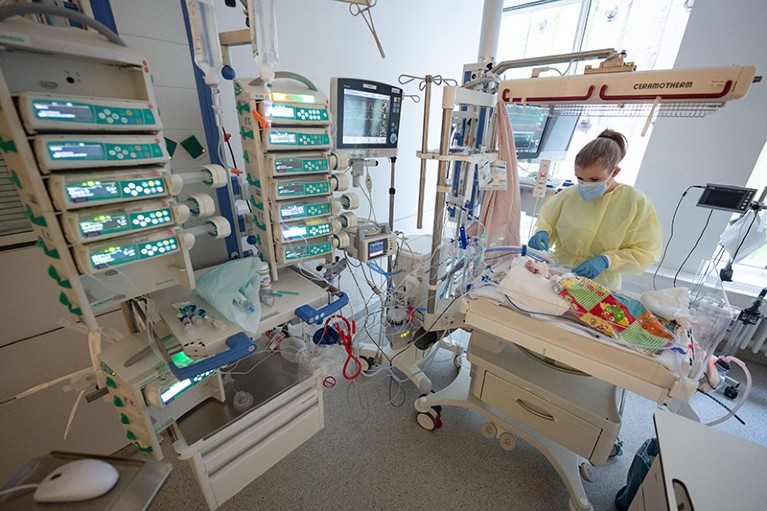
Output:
330,77,403,158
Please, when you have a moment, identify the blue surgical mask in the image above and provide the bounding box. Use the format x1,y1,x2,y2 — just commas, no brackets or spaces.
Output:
578,176,613,201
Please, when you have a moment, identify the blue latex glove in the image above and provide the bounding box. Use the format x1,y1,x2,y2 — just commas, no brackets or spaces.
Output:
572,255,609,279
528,230,549,251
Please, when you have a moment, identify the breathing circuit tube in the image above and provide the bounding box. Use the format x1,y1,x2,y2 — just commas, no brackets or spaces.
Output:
704,356,751,427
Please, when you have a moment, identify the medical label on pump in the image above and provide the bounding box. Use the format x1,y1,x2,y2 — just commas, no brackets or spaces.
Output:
479,159,508,191
533,159,551,198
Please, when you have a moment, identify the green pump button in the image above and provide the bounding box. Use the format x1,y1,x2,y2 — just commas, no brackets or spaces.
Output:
120,413,131,425
113,396,124,407
126,430,137,441
105,377,117,389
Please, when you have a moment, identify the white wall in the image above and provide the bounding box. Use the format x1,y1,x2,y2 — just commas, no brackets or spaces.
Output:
636,0,767,276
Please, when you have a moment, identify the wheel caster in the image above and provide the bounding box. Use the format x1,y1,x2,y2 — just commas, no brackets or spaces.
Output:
416,409,442,430
498,432,516,451
724,385,739,399
480,422,497,439
579,462,594,482
609,439,623,458
360,356,375,372
419,393,442,413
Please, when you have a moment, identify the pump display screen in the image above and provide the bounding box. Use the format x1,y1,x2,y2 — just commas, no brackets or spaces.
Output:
49,142,105,160
275,159,303,173
282,224,308,241
160,378,192,404
507,104,549,160
90,244,139,268
266,104,295,120
368,239,386,259
332,78,402,156
269,131,297,144
34,100,94,122
66,181,120,203
277,183,305,195
279,203,305,220
79,213,130,237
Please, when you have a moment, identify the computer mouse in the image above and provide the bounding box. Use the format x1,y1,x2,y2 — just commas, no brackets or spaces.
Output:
33,459,120,503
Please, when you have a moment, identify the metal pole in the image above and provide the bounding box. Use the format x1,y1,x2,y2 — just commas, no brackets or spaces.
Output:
478,0,504,65
427,104,454,314
387,156,396,272
416,75,433,229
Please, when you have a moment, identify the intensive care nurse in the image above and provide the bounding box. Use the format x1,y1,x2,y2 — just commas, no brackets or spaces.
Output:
528,129,662,289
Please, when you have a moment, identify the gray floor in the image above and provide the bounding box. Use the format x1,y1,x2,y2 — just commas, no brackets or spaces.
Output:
128,347,767,511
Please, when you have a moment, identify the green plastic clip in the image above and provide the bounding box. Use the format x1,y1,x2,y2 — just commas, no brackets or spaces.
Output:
8,170,21,189
25,205,47,227
47,265,71,288
37,238,59,259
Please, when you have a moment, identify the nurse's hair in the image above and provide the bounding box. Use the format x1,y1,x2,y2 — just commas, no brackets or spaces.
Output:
575,129,627,171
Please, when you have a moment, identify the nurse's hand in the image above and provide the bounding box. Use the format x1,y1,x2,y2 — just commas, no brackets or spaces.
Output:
573,255,609,279
528,230,549,251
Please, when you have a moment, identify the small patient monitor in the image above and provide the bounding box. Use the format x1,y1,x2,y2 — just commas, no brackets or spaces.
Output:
696,184,756,213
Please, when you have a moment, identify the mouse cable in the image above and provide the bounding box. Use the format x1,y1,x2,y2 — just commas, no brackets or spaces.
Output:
0,484,40,497
653,185,705,290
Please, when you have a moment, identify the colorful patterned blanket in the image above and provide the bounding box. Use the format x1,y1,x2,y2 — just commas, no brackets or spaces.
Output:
553,276,680,355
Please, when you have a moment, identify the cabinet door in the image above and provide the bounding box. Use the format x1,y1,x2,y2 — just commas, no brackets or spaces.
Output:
0,310,129,482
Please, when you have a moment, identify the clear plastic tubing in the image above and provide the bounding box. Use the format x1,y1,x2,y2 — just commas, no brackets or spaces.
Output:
705,356,752,427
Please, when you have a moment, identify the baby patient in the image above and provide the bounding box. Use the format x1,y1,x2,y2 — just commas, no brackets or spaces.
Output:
498,255,681,355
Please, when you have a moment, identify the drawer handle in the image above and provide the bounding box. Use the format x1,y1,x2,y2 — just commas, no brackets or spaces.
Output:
516,399,555,421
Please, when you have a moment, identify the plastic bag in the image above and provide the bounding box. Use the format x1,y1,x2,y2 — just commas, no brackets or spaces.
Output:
720,211,767,263
195,258,262,334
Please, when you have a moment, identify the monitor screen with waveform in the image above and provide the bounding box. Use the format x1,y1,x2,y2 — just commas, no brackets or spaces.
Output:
331,77,403,158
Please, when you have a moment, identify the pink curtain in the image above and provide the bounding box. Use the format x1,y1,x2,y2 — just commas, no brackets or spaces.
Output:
467,100,521,247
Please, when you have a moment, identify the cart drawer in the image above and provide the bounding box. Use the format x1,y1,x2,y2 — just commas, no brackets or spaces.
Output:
478,371,602,460
180,379,324,509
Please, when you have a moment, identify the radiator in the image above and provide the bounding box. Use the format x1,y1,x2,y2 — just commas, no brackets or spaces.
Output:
723,314,767,357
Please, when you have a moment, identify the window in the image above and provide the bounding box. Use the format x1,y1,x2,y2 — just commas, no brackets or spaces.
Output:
725,139,767,288
499,0,692,185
